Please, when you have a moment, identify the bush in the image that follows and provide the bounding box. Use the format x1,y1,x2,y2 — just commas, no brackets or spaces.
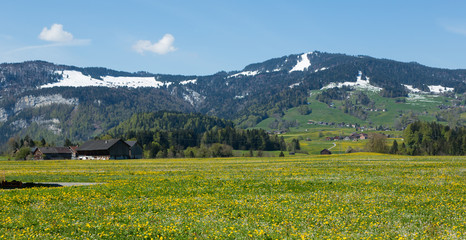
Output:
365,133,388,153
209,143,233,157
15,147,31,160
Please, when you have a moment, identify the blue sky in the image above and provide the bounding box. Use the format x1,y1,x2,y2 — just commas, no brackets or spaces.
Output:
1,0,465,75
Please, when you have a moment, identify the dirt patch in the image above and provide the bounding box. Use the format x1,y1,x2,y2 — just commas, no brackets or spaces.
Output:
1,181,104,189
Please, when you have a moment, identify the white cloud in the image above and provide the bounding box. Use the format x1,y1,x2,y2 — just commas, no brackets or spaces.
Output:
133,34,177,55
445,25,466,36
39,24,74,42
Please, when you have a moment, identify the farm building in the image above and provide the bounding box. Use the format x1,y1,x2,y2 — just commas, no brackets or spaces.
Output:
34,147,73,160
69,146,79,159
126,141,143,159
77,139,130,160
320,149,332,155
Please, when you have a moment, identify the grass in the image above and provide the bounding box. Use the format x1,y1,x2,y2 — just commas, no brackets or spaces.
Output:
1,154,465,239
255,90,457,131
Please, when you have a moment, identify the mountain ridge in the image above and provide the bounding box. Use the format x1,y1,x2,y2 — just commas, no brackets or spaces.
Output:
0,51,465,146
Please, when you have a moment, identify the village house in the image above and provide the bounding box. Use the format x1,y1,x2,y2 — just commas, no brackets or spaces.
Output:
125,141,143,159
77,139,130,160
34,147,73,160
359,133,368,140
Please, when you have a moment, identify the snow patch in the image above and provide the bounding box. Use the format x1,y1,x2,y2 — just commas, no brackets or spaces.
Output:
406,93,438,103
228,70,260,78
321,71,382,92
234,92,249,99
41,70,172,89
428,85,454,93
289,82,301,89
403,84,424,93
315,67,328,73
180,79,197,85
290,53,312,72
403,84,454,94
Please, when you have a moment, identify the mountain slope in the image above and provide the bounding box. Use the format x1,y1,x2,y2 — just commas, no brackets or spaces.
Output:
0,51,465,145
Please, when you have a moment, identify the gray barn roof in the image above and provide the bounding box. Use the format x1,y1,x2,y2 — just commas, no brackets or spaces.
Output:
38,147,72,154
77,139,127,151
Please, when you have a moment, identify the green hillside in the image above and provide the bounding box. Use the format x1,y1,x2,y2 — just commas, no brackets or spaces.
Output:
256,89,463,132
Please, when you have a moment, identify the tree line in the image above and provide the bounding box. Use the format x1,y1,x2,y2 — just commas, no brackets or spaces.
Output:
5,135,75,160
104,111,287,158
402,121,465,155
366,121,465,156
112,126,286,158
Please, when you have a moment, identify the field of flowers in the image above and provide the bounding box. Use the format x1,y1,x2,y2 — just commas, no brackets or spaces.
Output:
1,153,465,239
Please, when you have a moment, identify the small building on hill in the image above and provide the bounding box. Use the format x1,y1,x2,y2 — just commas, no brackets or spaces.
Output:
320,149,332,155
77,139,130,160
126,141,143,159
34,147,73,160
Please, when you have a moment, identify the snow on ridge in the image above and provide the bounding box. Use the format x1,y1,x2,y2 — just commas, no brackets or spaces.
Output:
41,70,172,89
321,71,382,91
228,70,260,78
428,85,454,93
180,79,197,85
102,75,166,88
289,53,311,72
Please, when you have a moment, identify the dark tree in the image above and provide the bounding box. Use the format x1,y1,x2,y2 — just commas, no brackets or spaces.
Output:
389,140,398,154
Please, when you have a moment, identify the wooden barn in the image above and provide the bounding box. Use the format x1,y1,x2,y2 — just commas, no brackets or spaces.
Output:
34,147,73,160
77,139,130,160
125,141,143,159
320,149,332,155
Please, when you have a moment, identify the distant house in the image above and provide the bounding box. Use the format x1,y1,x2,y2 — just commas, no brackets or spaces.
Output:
34,147,73,160
320,149,332,155
126,141,143,159
77,139,130,160
359,133,368,140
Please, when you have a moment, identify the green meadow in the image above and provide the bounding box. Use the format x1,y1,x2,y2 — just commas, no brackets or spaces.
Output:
256,90,457,132
1,154,465,239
